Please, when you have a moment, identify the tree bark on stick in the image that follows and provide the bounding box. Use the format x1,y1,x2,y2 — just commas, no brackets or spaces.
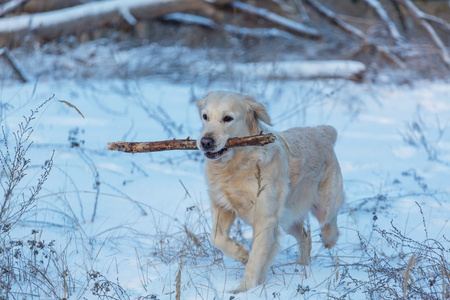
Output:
107,133,276,153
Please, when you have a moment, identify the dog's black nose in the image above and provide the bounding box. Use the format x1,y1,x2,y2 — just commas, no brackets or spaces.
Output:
201,137,215,150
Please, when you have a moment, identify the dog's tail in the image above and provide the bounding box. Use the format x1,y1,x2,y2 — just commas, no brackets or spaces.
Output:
318,125,338,146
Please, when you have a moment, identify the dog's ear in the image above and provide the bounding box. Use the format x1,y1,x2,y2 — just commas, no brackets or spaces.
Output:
196,91,214,111
245,95,272,126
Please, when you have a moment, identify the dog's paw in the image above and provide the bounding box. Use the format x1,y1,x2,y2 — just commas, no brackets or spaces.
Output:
228,277,260,294
228,282,252,294
321,224,339,249
322,232,338,249
229,285,245,294
238,249,249,264
230,241,249,264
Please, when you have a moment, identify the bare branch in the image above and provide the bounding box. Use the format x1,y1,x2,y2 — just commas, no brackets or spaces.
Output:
0,0,30,17
0,0,234,46
304,0,406,68
230,1,321,39
0,47,30,82
304,0,366,39
292,0,311,23
107,133,276,153
396,0,450,68
421,13,450,32
362,0,405,45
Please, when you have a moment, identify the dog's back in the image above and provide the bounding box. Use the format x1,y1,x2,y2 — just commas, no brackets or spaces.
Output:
278,125,343,248
278,125,339,174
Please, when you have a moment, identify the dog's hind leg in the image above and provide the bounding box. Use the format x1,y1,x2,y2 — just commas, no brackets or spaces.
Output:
313,169,344,249
320,216,339,249
211,203,249,263
287,218,311,265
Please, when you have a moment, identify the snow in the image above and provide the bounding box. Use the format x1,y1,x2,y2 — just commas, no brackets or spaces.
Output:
190,60,366,80
2,70,450,299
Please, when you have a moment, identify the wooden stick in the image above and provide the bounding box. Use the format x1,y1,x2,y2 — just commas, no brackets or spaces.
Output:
107,133,276,153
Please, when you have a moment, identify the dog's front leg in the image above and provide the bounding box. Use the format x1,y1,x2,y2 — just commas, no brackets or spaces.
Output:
230,217,279,294
211,203,249,263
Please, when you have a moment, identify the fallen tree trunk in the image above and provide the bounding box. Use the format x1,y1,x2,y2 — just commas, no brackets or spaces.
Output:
0,0,230,46
107,133,276,153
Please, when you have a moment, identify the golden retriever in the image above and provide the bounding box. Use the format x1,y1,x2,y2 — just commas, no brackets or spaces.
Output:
196,91,344,293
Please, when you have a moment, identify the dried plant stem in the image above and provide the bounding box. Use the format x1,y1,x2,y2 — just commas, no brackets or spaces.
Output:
175,257,182,300
107,133,276,153
255,163,267,198
402,254,416,298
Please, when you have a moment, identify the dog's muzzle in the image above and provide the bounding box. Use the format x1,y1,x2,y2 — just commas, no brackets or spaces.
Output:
200,137,228,160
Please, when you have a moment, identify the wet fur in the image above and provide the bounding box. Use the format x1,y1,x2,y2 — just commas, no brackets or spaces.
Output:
196,91,344,293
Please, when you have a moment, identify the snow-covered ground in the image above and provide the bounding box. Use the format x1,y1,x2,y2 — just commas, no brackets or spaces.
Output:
2,74,449,299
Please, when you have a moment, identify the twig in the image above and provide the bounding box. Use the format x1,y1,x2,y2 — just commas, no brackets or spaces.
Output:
255,163,267,198
107,133,276,153
0,47,30,82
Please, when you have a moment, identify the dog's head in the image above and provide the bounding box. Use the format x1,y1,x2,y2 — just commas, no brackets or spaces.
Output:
196,91,272,161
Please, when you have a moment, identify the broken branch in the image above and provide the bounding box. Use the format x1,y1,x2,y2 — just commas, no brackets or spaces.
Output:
230,1,321,39
0,0,233,46
0,47,30,82
304,0,406,68
396,0,450,68
107,133,276,153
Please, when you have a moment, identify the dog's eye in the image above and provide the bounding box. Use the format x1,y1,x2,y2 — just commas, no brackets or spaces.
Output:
202,114,208,121
223,116,234,122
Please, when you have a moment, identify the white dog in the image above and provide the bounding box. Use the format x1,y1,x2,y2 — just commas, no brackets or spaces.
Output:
196,91,344,293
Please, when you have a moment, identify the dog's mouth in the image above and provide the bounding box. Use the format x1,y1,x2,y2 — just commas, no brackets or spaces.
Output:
204,147,228,160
